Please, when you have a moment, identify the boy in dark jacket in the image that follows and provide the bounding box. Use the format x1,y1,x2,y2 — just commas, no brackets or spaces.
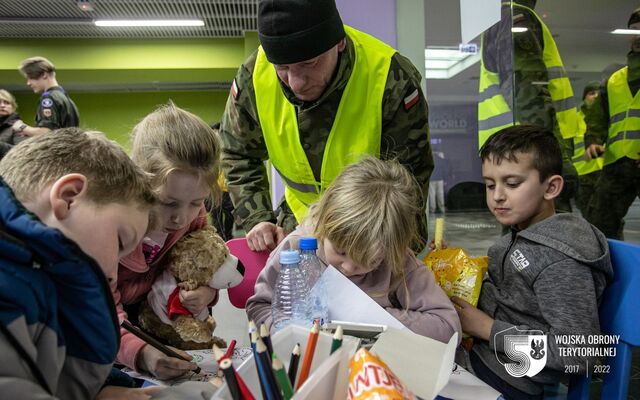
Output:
452,125,613,399
0,128,159,399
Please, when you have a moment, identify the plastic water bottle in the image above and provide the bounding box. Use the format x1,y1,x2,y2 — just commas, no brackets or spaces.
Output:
299,237,329,326
272,250,311,331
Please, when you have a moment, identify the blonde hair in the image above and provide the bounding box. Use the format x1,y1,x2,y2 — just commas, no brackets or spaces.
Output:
19,56,56,79
0,90,17,110
130,103,221,206
0,127,156,208
311,156,422,281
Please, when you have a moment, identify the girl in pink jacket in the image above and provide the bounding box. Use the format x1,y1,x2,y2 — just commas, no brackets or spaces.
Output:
247,157,461,343
113,103,223,379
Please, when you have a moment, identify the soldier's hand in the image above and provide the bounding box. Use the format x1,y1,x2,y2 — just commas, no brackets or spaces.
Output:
585,144,605,160
246,222,285,251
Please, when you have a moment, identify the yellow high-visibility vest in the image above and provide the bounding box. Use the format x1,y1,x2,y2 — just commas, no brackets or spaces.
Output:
603,66,640,165
572,110,603,175
253,25,395,221
478,3,580,148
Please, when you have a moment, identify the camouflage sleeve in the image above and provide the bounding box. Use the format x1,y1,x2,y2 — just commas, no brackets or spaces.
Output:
220,52,276,232
381,53,433,244
35,94,61,129
583,85,609,147
512,12,555,134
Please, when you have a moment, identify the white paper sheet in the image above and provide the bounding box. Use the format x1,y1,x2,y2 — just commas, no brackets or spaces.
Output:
123,347,253,387
320,266,405,330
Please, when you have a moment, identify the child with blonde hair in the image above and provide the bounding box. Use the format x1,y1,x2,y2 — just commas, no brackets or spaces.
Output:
247,157,461,342
0,128,158,398
113,103,225,379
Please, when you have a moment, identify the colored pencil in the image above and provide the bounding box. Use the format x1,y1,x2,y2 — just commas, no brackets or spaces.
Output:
250,330,268,400
296,321,319,390
213,344,255,399
272,354,294,400
250,330,259,351
224,339,237,359
220,358,242,400
330,325,343,355
255,338,281,400
287,343,301,388
260,323,274,360
121,320,200,373
248,320,258,343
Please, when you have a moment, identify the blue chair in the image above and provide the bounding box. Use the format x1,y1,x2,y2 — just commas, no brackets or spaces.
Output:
567,239,640,400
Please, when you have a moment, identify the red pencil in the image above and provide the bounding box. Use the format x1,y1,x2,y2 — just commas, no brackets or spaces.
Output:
296,321,320,390
213,342,255,399
224,339,237,360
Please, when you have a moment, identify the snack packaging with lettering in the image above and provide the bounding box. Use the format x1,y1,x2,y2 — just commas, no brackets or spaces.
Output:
347,348,416,400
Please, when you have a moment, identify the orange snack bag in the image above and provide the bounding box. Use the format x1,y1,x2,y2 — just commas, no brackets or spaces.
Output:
347,348,416,400
424,248,488,306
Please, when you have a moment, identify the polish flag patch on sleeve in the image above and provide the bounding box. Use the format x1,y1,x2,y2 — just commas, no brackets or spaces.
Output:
403,88,419,111
231,79,239,99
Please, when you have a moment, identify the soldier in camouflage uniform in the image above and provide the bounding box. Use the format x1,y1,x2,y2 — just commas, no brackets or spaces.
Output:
573,82,602,213
221,0,432,251
583,9,640,240
12,57,80,137
480,0,578,213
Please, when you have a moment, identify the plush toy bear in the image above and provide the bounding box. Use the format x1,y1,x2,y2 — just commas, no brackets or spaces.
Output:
138,226,244,350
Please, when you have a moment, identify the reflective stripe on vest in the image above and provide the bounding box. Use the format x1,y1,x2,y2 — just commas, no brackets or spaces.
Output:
254,25,393,221
478,4,580,148
604,66,640,165
572,110,603,175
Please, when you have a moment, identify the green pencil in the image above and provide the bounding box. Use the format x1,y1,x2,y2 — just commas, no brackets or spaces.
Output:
272,354,294,400
330,325,343,354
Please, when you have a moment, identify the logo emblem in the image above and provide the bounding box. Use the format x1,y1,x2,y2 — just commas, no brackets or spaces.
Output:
41,98,53,108
495,327,547,377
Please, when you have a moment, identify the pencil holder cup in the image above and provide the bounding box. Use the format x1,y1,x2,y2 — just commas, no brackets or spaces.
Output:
212,324,360,400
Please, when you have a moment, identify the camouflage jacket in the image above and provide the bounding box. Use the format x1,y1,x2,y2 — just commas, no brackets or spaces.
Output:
484,4,575,165
584,52,640,147
221,34,433,241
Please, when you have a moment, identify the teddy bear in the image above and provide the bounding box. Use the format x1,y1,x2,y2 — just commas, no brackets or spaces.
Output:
138,226,244,350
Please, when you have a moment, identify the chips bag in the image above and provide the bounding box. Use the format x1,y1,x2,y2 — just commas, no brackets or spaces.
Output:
347,348,416,400
424,248,488,307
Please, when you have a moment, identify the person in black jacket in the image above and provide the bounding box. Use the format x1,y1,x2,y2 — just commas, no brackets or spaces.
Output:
0,89,26,159
11,56,80,138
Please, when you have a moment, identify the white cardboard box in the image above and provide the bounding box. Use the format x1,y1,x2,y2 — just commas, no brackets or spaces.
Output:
212,324,360,400
370,329,459,400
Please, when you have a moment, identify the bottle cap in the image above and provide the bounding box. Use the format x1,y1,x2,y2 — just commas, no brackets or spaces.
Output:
280,249,300,264
299,237,318,250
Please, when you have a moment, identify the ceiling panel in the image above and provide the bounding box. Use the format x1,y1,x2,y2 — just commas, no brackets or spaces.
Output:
0,0,258,38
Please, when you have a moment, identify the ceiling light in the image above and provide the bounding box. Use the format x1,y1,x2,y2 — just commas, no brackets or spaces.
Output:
511,27,528,33
94,20,204,27
425,47,480,79
611,29,640,35
77,1,94,12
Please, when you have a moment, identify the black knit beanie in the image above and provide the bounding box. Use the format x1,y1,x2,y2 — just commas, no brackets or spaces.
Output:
628,7,640,28
258,0,346,64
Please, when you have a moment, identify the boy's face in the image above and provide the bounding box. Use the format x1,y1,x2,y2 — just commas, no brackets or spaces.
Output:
482,152,557,230
25,73,49,94
60,202,149,283
155,170,210,234
29,174,149,283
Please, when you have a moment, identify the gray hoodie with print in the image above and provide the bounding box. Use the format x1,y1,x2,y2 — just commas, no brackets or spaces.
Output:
472,213,613,395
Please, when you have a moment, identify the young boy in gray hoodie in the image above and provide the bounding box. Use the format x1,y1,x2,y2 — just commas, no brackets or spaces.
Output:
451,125,613,399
